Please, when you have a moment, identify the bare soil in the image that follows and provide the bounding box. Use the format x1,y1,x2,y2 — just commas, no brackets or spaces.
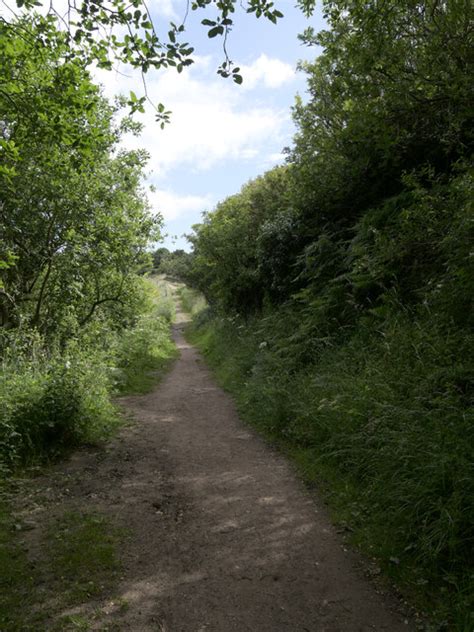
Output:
16,309,415,631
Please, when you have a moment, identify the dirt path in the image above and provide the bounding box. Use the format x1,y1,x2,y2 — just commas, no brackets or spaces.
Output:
21,307,414,631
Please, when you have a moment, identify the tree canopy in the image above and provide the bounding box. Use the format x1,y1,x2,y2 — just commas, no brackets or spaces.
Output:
0,20,158,336
190,0,473,319
1,0,314,114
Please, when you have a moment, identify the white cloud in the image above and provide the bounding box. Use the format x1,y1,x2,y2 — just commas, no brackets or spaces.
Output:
149,0,179,19
268,151,286,161
240,54,296,90
265,151,287,165
148,188,213,221
95,57,290,177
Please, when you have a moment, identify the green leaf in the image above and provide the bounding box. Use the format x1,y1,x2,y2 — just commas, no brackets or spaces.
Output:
208,26,223,38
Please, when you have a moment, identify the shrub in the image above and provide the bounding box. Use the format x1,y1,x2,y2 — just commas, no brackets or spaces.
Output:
0,335,116,468
0,277,177,469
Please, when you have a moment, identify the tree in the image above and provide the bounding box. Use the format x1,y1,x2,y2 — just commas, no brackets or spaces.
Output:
155,249,194,281
189,166,295,312
292,0,473,228
188,0,474,319
0,21,159,335
1,0,309,116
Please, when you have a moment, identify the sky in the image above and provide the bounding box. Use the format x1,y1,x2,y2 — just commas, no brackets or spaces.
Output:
94,0,326,251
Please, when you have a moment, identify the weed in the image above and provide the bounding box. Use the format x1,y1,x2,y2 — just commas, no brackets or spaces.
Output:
0,276,177,470
178,286,206,317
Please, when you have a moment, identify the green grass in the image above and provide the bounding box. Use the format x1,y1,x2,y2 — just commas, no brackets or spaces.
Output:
0,496,39,631
0,494,125,631
114,278,178,395
48,511,123,604
115,311,177,395
187,309,474,631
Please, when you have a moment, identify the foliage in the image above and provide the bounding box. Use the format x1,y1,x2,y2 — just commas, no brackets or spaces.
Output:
0,21,159,336
0,278,176,470
187,1,474,627
292,0,473,229
3,0,308,106
0,330,113,468
152,248,195,282
189,166,298,311
178,286,207,317
0,24,177,470
190,0,473,317
114,299,177,394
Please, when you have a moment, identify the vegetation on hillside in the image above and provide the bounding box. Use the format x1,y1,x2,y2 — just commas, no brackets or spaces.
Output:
186,1,474,627
1,0,473,627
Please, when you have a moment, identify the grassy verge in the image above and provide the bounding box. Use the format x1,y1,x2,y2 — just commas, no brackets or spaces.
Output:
178,286,207,317
187,307,473,631
0,492,125,631
114,308,177,395
111,275,177,395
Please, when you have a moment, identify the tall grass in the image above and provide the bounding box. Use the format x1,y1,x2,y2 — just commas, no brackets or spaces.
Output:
0,333,116,470
188,307,474,629
114,308,177,394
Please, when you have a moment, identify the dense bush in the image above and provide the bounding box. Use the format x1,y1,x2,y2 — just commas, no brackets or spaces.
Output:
0,335,114,469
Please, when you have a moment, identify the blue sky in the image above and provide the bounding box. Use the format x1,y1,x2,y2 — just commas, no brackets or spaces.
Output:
95,0,325,251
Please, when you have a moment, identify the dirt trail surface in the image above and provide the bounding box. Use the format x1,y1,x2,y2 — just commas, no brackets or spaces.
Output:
20,306,414,631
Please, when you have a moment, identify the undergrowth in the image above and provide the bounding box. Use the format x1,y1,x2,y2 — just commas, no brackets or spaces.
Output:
114,309,177,394
178,286,207,316
0,276,176,471
188,306,474,630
